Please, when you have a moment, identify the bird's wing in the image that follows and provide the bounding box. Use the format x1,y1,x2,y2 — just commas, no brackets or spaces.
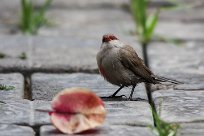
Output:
119,45,155,83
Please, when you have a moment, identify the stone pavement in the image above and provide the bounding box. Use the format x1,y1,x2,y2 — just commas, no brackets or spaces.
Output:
0,0,204,136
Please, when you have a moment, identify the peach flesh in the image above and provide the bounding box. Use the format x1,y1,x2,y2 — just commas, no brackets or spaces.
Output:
49,88,106,134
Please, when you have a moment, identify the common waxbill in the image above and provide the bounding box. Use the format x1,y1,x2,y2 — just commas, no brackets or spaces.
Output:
96,34,181,99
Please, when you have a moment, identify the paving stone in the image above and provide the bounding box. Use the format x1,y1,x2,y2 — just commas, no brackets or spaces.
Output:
151,0,204,22
35,0,129,9
32,100,153,126
148,41,204,74
0,99,31,125
31,73,147,101
148,41,204,90
177,123,204,136
0,124,35,136
155,22,204,41
40,125,154,136
153,89,204,123
33,100,51,126
0,35,31,72
38,9,136,40
0,73,24,99
105,101,153,126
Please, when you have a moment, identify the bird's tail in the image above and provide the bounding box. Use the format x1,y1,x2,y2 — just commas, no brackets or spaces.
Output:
154,75,183,84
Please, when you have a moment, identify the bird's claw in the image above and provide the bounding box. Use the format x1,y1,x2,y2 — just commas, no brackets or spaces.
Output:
127,97,147,101
101,95,127,100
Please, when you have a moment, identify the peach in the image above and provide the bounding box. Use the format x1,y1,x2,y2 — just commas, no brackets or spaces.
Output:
49,88,106,134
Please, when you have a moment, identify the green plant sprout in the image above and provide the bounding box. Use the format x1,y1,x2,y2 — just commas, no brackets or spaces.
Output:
0,84,15,91
130,0,159,67
20,0,52,34
131,0,159,46
0,52,6,59
149,101,179,136
19,52,27,60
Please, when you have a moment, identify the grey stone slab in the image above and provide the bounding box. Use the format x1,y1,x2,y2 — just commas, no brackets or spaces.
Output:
177,123,204,136
151,0,204,22
148,41,204,91
32,101,153,126
105,101,153,126
151,72,204,91
31,34,142,72
0,0,20,35
0,99,31,125
40,125,154,136
34,0,129,9
153,89,204,123
33,100,51,126
30,36,99,72
0,73,24,99
0,124,35,136
155,22,204,41
0,35,31,72
38,9,137,42
148,41,204,74
31,73,147,101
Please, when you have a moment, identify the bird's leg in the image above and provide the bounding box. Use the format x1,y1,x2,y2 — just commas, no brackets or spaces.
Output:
128,85,147,101
128,85,136,100
109,85,125,98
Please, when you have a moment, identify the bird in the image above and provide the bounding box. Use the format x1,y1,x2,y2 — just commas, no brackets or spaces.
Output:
96,34,181,100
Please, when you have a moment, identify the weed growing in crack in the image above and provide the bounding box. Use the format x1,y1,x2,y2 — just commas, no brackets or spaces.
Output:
0,84,15,91
19,52,27,60
20,0,52,34
149,100,180,136
0,52,6,59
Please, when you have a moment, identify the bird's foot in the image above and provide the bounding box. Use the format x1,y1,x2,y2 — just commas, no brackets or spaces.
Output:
127,97,147,101
101,95,127,100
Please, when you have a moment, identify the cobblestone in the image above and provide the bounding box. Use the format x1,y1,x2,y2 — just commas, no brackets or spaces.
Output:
31,73,147,100
40,125,154,136
0,73,24,99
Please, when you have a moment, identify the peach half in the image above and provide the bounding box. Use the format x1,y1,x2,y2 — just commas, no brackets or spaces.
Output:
49,88,106,134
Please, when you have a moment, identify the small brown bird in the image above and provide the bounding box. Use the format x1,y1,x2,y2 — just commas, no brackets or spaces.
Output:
96,34,181,100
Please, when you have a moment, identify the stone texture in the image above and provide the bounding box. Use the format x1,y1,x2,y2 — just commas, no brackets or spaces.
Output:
33,100,51,126
35,0,129,9
149,41,204,74
155,22,204,41
177,123,204,136
148,41,204,91
40,125,154,136
153,89,204,123
0,124,35,136
0,99,31,125
32,100,153,126
0,0,20,35
105,101,153,126
151,0,204,22
0,35,31,72
39,9,135,39
31,73,147,101
0,73,24,99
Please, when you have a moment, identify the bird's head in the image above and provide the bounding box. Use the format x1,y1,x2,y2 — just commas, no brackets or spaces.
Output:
102,34,118,43
101,34,124,49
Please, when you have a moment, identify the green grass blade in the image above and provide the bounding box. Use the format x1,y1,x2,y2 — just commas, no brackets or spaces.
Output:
146,9,159,42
